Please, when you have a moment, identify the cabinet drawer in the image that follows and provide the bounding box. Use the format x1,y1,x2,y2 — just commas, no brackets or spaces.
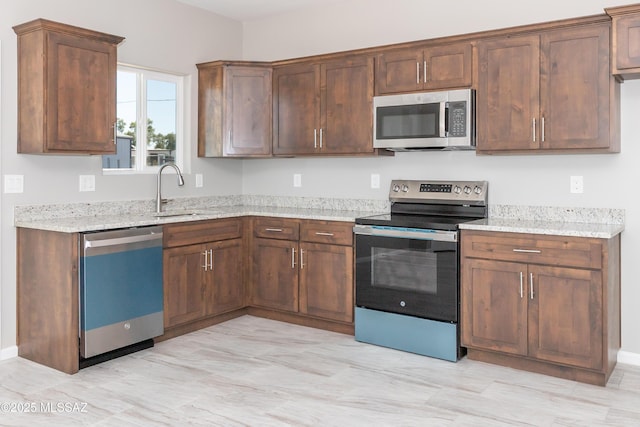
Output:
461,231,602,270
253,217,299,240
300,220,353,246
164,218,243,248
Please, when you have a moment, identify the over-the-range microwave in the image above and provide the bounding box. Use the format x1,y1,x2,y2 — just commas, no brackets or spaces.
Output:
373,88,475,151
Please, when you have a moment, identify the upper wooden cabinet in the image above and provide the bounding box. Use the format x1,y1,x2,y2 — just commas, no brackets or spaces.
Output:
13,19,123,154
197,61,272,157
477,22,619,154
375,42,472,95
607,4,640,80
272,56,375,156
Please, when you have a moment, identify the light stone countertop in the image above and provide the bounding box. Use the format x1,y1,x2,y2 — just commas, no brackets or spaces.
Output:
14,204,385,233
459,204,625,239
458,218,624,239
14,197,625,238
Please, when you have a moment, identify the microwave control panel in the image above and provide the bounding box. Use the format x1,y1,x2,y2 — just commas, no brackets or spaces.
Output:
447,101,467,137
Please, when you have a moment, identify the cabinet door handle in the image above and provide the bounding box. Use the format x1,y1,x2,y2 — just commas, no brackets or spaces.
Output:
319,128,323,149
541,117,545,142
519,271,524,299
228,130,232,145
315,232,334,237
423,60,427,83
532,118,536,142
300,248,305,269
513,249,541,254
416,62,420,84
291,247,297,269
314,128,317,149
530,272,534,299
202,250,208,271
265,228,283,232
209,249,213,271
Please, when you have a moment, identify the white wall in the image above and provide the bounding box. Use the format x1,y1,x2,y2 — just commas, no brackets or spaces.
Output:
0,0,245,351
241,0,640,356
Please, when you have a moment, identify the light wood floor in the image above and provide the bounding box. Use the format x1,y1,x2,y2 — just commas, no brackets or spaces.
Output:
1,315,639,426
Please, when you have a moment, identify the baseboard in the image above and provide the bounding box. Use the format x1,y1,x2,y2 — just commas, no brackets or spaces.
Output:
617,350,640,366
0,345,18,361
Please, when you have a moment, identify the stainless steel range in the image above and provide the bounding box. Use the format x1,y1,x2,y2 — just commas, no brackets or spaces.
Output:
353,179,488,361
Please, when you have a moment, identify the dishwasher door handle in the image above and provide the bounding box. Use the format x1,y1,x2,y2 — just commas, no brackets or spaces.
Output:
84,233,162,249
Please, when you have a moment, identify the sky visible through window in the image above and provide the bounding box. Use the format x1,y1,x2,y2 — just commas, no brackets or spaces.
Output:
117,70,177,141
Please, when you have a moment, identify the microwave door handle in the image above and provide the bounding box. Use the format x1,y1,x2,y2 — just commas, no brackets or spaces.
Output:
439,102,447,137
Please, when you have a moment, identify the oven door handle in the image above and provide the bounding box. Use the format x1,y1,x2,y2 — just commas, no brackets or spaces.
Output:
353,225,457,242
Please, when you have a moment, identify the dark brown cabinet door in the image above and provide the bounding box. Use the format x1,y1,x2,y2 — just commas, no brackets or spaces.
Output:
320,57,374,154
375,48,423,95
528,265,603,370
14,20,122,154
461,258,528,356
163,245,206,328
375,43,472,95
205,238,245,315
299,243,353,323
251,238,299,312
540,25,611,150
273,63,319,155
477,35,540,151
612,11,640,73
424,43,473,90
224,66,272,156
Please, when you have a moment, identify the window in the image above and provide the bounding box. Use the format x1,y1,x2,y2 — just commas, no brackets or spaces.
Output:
103,64,185,173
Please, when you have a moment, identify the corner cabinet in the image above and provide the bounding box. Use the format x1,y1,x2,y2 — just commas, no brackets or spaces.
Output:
197,61,273,157
250,217,354,332
476,20,619,154
13,19,123,154
272,56,377,156
607,4,640,80
162,218,246,333
375,42,473,95
460,230,621,386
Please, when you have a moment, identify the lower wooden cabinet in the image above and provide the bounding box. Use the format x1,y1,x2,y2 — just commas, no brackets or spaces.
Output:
163,218,245,330
250,217,355,326
461,230,620,385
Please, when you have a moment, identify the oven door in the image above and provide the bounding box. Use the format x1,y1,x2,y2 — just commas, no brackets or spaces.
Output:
354,225,458,322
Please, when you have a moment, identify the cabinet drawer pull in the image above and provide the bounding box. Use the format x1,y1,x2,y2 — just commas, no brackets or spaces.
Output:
265,228,283,232
512,249,541,254
300,248,305,269
315,232,334,237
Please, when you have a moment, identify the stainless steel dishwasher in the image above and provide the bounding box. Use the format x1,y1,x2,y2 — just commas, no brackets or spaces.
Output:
80,226,164,362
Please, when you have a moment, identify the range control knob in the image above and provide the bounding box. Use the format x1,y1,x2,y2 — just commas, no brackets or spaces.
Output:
463,185,472,194
453,185,462,194
392,184,401,192
401,184,409,192
474,186,483,195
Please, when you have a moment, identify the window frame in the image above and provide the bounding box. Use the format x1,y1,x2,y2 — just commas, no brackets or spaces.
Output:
103,63,187,175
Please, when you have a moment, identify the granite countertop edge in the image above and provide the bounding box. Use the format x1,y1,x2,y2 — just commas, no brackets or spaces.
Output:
459,218,624,239
14,205,376,233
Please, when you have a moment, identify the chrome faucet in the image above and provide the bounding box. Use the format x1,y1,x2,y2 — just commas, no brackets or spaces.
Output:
156,163,185,213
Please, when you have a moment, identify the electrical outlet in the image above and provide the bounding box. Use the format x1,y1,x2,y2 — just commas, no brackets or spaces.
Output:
293,173,302,188
371,173,380,189
570,176,583,194
79,175,96,192
4,175,24,193
195,174,204,188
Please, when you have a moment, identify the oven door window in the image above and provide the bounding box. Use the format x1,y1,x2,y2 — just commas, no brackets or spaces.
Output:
376,103,440,139
355,234,458,322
